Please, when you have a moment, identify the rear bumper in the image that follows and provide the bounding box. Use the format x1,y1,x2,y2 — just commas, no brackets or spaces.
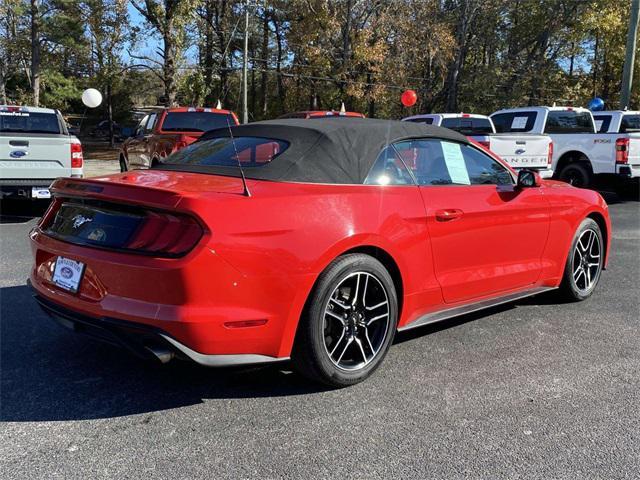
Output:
535,168,554,179
33,291,288,367
512,167,554,178
616,164,640,178
0,180,55,199
29,227,312,359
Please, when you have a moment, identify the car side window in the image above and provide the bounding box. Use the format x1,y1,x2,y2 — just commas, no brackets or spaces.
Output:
392,139,513,186
364,145,415,185
145,113,157,133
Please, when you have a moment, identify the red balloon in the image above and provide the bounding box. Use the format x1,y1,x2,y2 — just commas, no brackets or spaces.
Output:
401,89,417,107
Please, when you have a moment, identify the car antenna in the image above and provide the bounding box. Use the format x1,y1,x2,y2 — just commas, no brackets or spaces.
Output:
226,117,251,197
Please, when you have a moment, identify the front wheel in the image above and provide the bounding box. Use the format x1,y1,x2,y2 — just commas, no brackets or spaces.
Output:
558,218,604,301
292,254,398,387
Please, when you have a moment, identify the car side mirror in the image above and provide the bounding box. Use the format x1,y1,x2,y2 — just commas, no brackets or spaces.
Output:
517,169,541,188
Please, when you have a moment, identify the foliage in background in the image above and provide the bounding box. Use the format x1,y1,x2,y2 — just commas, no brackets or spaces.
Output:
1,0,638,124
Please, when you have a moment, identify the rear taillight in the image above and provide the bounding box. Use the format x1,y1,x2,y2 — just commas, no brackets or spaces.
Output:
616,138,629,164
547,141,553,165
126,211,203,255
71,142,83,168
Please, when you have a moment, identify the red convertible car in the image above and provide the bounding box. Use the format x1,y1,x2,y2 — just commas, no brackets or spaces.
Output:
29,118,610,386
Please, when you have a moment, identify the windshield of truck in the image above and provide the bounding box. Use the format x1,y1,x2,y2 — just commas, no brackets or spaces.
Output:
161,112,237,132
621,115,640,132
0,111,61,134
544,111,594,134
491,112,537,133
441,117,494,135
405,118,434,125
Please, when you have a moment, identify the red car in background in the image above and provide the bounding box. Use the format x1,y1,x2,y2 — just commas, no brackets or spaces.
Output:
30,118,610,387
278,110,365,119
119,107,239,172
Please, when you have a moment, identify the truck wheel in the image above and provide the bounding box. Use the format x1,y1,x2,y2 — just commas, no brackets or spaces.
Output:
119,155,128,172
558,162,592,188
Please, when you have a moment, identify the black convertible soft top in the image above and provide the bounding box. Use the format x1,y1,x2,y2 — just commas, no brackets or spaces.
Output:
156,117,470,184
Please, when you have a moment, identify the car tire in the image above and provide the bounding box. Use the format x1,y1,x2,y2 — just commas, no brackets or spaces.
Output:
292,253,398,387
119,155,128,172
558,218,604,301
558,162,592,188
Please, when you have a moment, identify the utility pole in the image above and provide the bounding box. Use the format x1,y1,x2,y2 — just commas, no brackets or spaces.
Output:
621,0,639,109
242,0,249,124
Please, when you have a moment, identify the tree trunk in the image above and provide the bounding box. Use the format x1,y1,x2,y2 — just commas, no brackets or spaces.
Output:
0,62,7,104
203,1,216,105
30,0,41,106
445,1,475,111
163,29,177,107
107,82,115,148
260,12,269,117
250,39,256,119
274,16,285,113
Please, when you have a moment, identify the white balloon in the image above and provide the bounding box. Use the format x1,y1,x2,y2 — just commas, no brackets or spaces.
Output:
82,88,102,108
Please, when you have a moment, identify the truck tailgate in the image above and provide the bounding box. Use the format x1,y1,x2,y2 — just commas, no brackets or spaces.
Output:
627,134,640,166
0,134,71,180
489,134,551,169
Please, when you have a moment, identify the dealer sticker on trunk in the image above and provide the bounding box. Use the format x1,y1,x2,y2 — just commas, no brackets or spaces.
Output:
52,257,85,293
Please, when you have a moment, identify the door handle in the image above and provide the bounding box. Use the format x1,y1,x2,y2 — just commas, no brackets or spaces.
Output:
435,209,464,222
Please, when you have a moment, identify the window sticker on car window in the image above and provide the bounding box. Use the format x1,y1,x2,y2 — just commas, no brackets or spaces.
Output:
442,142,470,185
511,116,528,129
594,120,604,132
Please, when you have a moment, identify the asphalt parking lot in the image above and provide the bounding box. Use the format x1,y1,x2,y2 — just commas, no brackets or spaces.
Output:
1,185,639,479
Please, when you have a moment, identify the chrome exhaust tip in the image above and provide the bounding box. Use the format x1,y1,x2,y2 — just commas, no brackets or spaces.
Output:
146,346,175,364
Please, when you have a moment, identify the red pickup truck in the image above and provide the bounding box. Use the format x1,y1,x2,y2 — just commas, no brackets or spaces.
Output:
119,107,239,171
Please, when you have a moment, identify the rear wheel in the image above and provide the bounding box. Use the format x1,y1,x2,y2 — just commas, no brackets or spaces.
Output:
292,254,398,387
558,218,604,301
558,162,592,188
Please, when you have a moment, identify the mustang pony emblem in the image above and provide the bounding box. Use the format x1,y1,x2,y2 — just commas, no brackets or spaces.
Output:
72,214,93,229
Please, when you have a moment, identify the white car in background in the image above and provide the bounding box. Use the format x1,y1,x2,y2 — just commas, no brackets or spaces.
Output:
403,113,554,178
0,105,83,199
491,106,640,187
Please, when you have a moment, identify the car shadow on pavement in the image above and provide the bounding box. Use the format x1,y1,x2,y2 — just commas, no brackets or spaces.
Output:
0,284,329,423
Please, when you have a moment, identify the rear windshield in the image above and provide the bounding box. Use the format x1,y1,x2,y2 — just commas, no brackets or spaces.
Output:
441,117,494,135
159,136,289,167
621,115,640,132
0,111,61,134
544,111,594,134
491,112,537,133
593,115,612,133
405,118,435,125
161,112,237,132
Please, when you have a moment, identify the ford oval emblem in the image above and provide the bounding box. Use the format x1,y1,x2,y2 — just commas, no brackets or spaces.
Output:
60,266,74,279
9,150,27,158
515,148,526,155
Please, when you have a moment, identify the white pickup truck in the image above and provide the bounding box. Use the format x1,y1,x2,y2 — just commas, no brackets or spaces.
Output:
490,106,640,187
0,105,83,199
403,113,554,177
